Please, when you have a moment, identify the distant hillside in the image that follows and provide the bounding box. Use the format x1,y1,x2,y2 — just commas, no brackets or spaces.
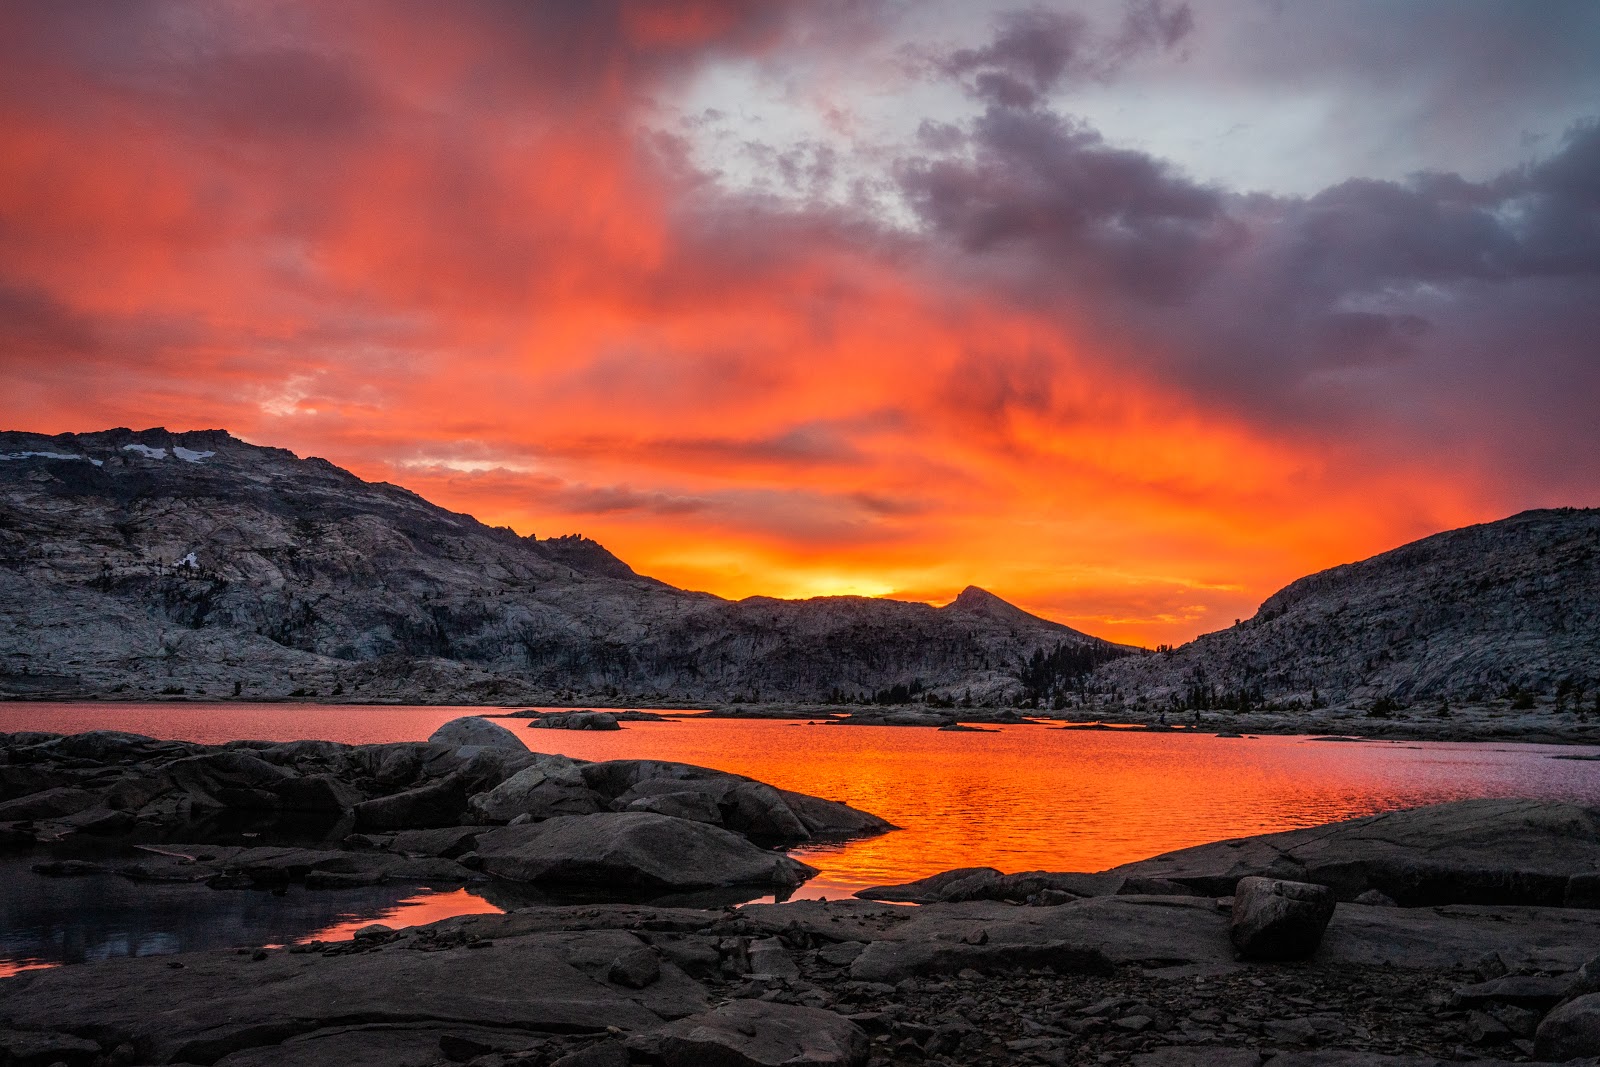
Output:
1096,508,1600,708
0,428,1120,704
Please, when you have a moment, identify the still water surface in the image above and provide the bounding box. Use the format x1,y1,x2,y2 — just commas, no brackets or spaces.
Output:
3,703,1597,973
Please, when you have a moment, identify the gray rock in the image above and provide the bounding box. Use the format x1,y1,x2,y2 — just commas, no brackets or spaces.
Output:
1354,888,1398,906
1132,1050,1262,1067
1230,876,1337,960
0,1027,103,1067
391,825,482,858
608,947,661,989
428,716,529,753
550,1042,630,1067
641,1000,869,1067
747,937,800,978
474,811,818,889
1453,974,1573,1010
0,928,706,1065
1537,991,1600,1060
530,712,621,731
856,867,1004,903
0,786,100,821
1322,901,1600,972
165,751,295,811
468,757,603,823
624,790,724,824
848,938,1112,982
352,773,470,831
1114,798,1600,905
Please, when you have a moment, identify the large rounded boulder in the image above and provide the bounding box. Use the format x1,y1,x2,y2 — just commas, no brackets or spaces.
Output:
473,811,818,890
428,716,529,753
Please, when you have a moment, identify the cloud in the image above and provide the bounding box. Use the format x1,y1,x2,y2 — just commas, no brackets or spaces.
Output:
0,0,1596,649
932,2,1193,108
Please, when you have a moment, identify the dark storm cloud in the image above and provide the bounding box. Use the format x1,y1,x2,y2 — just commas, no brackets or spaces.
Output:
896,10,1600,496
934,1,1192,108
899,106,1236,302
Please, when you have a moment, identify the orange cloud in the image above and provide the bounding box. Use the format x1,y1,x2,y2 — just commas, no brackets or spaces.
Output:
0,1,1582,649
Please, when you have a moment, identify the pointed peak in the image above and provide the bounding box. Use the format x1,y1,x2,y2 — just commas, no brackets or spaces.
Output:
947,585,1005,610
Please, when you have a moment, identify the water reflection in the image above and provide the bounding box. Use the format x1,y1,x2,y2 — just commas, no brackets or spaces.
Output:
0,855,501,977
3,707,1598,976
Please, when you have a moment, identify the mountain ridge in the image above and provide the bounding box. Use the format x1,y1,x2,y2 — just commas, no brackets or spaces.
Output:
0,427,1118,704
1098,506,1600,707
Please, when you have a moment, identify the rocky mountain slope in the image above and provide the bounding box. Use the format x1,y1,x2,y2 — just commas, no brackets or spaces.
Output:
0,428,1117,703
1097,508,1600,708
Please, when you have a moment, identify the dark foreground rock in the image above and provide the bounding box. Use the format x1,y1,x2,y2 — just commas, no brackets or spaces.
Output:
635,1000,869,1066
7,774,1600,1066
474,812,817,890
0,726,890,896
1230,877,1337,960
1110,798,1600,906
9,886,1600,1066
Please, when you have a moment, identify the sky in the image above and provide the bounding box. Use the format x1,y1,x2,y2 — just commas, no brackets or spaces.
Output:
2,1,1597,647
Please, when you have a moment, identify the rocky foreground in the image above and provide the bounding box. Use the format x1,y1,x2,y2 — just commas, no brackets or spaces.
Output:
5,726,1600,1065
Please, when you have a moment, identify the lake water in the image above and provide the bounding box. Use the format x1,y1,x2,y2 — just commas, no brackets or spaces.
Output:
3,703,1598,975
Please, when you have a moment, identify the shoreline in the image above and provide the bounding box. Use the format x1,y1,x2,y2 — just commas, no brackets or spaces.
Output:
4,695,1598,746
4,781,1600,1064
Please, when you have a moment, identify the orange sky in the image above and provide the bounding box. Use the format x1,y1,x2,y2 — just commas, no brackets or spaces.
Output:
2,2,1594,647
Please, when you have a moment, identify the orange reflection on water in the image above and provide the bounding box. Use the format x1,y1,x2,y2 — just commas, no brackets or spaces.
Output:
3,707,1597,898
523,720,1600,893
0,959,56,979
297,888,503,944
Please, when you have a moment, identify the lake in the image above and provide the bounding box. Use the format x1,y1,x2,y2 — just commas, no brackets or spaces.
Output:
3,703,1597,974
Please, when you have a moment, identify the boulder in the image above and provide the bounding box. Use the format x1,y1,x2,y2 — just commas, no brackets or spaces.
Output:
474,812,817,890
1230,877,1337,960
1536,991,1600,1060
272,773,362,815
352,772,471,831
640,1001,869,1067
392,825,483,858
350,743,448,789
164,751,295,811
773,788,894,838
428,716,529,752
722,782,811,843
857,867,1003,903
608,947,662,988
0,786,100,821
624,791,724,825
469,757,606,823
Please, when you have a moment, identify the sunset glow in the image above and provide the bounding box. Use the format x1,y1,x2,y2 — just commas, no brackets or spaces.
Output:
3,2,1597,646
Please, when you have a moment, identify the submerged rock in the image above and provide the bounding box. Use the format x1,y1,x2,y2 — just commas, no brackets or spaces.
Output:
529,712,622,731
